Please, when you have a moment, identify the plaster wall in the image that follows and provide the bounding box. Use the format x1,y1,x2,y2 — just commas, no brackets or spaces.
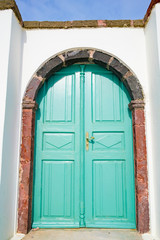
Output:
0,9,12,185
0,10,23,240
145,3,160,239
0,5,158,239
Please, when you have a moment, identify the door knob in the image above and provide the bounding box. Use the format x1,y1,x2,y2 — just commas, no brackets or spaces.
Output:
86,136,95,142
86,132,95,151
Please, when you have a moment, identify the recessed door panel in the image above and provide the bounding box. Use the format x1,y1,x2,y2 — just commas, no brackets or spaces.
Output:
92,73,122,122
42,160,74,218
93,160,125,218
43,133,75,151
45,74,74,122
92,132,125,151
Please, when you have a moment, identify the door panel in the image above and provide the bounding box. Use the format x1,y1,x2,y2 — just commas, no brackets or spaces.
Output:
42,160,74,218
93,160,125,218
32,64,136,229
85,65,136,228
92,72,121,122
92,132,124,151
32,66,81,228
45,74,73,122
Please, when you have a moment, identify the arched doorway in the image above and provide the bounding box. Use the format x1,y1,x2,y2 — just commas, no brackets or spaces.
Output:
32,64,135,228
18,49,149,234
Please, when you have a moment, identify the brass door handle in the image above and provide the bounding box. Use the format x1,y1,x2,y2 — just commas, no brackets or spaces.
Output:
86,132,95,151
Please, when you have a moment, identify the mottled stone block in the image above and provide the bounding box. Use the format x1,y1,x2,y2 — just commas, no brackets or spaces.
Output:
37,56,63,79
131,107,149,233
63,50,89,66
93,51,111,68
25,77,43,101
124,75,144,100
109,58,129,79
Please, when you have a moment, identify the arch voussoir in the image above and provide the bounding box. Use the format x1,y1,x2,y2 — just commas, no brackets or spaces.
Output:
108,57,129,79
92,50,112,68
123,72,144,100
62,49,90,66
36,56,63,79
24,76,43,101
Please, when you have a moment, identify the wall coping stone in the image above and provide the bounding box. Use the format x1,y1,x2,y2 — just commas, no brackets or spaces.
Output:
0,0,159,29
23,19,144,29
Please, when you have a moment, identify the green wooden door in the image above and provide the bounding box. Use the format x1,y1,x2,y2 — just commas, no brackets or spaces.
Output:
84,65,136,228
32,64,136,228
32,65,81,228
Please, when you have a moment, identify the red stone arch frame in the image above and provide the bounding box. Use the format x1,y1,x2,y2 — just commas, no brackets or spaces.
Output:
18,49,149,234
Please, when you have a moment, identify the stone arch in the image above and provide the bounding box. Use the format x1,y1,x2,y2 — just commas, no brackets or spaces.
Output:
18,49,149,234
23,49,143,103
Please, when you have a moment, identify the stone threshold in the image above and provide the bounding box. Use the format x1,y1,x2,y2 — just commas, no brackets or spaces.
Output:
10,229,157,240
9,231,158,240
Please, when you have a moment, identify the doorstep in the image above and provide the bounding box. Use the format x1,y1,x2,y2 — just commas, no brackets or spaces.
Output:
20,229,144,240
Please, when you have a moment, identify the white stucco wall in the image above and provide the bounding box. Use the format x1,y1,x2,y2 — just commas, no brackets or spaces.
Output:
0,10,23,240
21,27,148,96
0,10,12,184
1,10,149,239
1,3,160,239
145,3,160,239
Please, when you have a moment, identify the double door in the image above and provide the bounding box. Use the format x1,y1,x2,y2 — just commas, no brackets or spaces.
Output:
32,64,136,228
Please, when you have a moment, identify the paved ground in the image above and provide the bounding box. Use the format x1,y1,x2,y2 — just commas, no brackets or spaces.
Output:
22,229,143,240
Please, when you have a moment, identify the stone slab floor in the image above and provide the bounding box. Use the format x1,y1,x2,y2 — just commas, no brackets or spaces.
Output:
22,229,143,240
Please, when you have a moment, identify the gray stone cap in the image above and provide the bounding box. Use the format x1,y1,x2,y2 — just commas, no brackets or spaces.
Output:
0,0,159,29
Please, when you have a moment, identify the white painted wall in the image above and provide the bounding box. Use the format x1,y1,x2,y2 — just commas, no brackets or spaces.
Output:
1,3,160,240
0,10,23,240
145,3,160,239
21,27,148,96
0,10,12,185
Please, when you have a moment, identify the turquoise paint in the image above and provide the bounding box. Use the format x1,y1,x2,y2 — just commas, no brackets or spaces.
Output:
32,64,136,229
